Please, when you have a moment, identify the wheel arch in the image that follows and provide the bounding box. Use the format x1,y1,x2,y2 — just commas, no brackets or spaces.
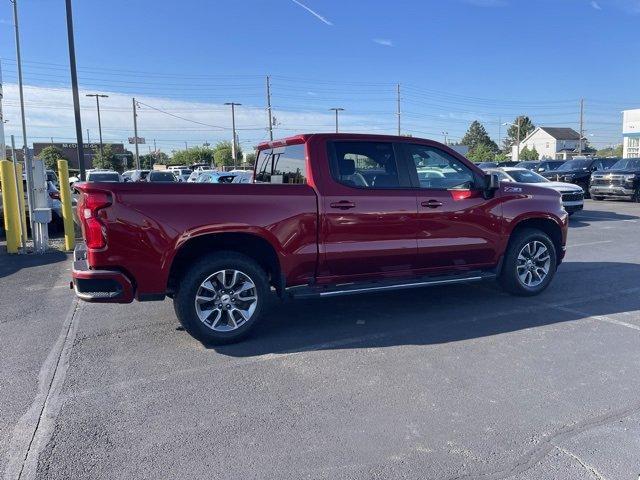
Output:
507,216,564,262
167,231,283,296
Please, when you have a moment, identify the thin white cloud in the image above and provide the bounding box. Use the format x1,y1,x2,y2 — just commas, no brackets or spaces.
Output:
590,1,602,9
372,38,394,47
290,0,333,26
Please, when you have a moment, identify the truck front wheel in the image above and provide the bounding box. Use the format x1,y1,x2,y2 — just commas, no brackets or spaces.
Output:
499,228,557,296
173,252,269,344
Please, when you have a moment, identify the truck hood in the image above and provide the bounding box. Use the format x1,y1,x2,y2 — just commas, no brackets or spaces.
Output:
537,181,584,193
593,169,638,175
500,182,563,199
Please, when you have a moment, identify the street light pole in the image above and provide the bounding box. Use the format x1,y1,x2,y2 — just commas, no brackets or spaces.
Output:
11,0,37,242
441,131,449,144
86,94,108,157
329,107,344,133
132,98,140,170
224,102,241,162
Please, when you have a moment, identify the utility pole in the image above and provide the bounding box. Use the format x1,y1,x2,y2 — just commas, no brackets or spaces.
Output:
578,98,584,154
516,117,521,161
64,0,86,181
396,83,401,136
225,102,241,162
330,107,344,133
86,93,108,157
441,131,449,144
266,76,274,141
11,0,38,244
184,141,188,150
132,98,140,169
0,60,5,160
498,117,502,149
86,129,90,144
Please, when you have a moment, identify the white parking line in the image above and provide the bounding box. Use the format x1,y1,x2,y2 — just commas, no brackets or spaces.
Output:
555,305,640,332
567,240,613,248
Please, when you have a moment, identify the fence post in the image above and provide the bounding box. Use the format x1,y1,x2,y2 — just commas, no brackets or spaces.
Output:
57,159,75,251
0,159,21,253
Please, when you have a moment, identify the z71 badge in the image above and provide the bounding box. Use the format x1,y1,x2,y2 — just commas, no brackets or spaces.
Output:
504,186,523,193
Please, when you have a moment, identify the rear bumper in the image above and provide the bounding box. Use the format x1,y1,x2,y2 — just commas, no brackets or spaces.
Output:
71,245,134,303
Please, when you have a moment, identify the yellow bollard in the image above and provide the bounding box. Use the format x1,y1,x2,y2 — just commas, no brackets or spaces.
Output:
56,159,75,251
15,163,28,246
0,160,21,253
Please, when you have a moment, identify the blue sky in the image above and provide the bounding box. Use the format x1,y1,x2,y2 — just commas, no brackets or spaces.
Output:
0,0,638,152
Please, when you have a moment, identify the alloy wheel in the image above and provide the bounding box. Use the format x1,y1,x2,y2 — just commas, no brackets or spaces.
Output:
516,241,551,288
194,269,258,331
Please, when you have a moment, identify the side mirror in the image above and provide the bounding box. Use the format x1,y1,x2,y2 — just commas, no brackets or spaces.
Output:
482,173,500,199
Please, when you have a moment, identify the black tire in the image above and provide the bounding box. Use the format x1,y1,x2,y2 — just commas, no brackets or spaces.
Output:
173,251,269,344
591,196,604,201
632,188,640,203
499,228,557,296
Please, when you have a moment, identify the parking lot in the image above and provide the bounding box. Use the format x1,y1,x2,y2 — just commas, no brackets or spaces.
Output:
1,199,640,480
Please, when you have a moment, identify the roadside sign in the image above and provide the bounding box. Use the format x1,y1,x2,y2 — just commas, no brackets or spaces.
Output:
128,137,146,145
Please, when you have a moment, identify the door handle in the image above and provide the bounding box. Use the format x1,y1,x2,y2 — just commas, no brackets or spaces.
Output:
421,200,443,208
330,200,356,210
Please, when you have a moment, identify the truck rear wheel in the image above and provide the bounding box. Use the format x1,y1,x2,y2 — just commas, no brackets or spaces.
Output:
173,252,269,344
499,228,557,296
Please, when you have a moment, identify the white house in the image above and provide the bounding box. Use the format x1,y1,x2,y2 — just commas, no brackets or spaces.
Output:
622,109,640,158
511,127,585,160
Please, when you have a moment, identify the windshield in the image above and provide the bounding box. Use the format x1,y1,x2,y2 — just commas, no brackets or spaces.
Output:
610,158,640,171
88,172,120,182
557,159,590,171
506,169,548,183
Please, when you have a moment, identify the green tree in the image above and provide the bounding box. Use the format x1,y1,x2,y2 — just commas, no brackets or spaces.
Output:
170,146,216,166
139,154,155,170
39,146,67,170
467,143,495,162
92,144,122,171
518,146,539,161
244,152,256,165
503,116,535,152
596,144,623,157
213,141,243,167
494,152,508,162
461,121,498,152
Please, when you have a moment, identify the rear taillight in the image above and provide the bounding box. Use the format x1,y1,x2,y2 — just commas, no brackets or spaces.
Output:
79,191,112,249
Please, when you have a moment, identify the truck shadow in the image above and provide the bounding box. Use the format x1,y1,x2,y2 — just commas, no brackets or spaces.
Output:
570,209,639,228
207,261,640,357
0,249,68,279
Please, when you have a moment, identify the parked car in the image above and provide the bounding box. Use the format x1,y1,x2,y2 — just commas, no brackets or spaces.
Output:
487,167,584,215
532,160,566,174
497,161,520,167
541,157,618,197
122,170,150,182
86,170,121,182
515,161,540,171
229,170,253,183
172,168,192,182
72,133,568,344
187,169,214,182
476,161,498,169
196,172,237,183
589,157,640,202
46,169,59,187
147,171,177,182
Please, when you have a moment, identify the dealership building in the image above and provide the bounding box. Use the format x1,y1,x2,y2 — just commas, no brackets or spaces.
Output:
623,109,640,158
32,142,129,170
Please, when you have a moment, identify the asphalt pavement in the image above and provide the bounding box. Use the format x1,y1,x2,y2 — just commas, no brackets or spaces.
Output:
2,199,640,480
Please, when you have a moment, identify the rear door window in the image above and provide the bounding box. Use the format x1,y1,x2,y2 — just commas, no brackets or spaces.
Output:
329,141,407,189
255,144,307,184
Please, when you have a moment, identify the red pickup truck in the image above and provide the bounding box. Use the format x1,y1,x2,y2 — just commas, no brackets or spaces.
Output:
72,133,568,343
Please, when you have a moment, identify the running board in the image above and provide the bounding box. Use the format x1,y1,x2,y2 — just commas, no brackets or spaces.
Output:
287,271,496,299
